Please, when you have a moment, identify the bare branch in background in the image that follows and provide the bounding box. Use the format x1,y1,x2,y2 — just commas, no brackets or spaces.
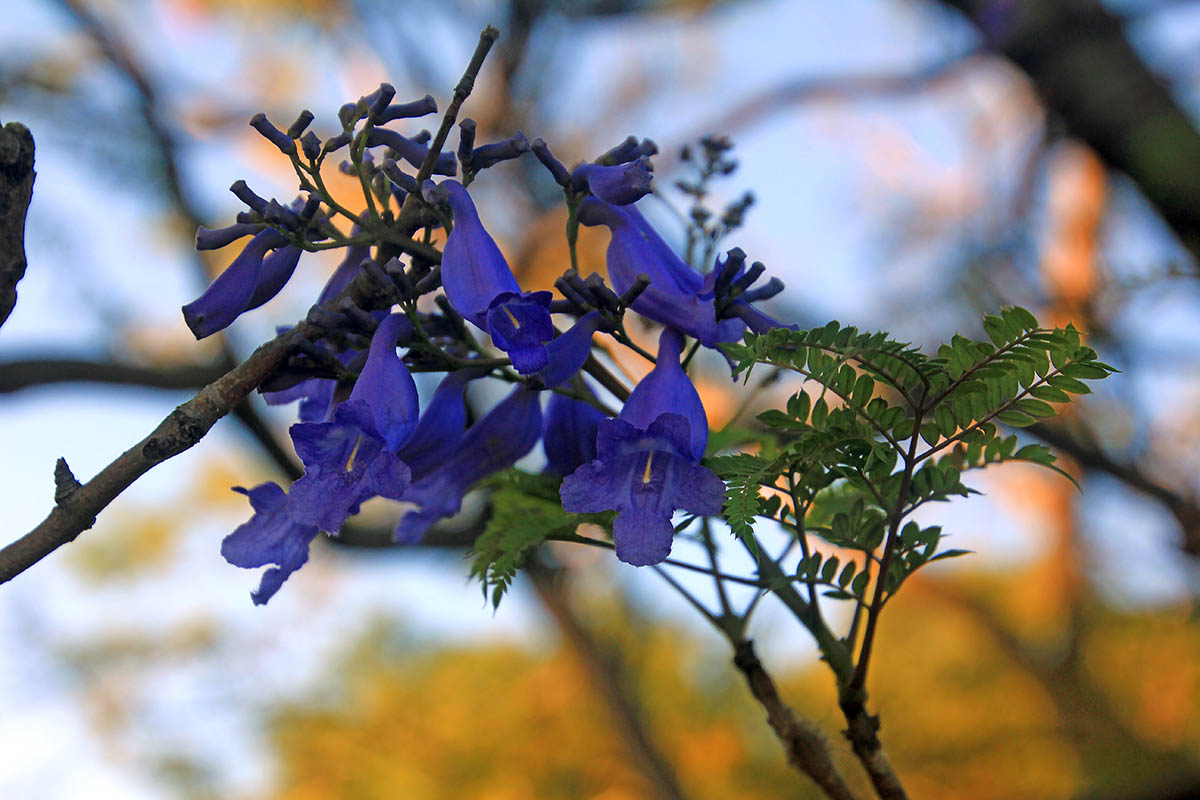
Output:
937,0,1200,265
0,120,34,330
1027,421,1200,556
0,328,300,585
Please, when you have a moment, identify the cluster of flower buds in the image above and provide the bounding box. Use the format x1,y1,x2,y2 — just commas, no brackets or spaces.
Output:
186,81,795,604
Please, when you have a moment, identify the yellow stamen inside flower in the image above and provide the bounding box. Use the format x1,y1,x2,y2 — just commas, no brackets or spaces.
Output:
345,435,364,472
642,451,654,484
501,306,521,329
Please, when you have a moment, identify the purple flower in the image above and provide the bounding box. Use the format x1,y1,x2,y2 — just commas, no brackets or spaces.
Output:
425,179,555,374
221,483,319,606
395,386,543,544
222,315,419,603
560,329,725,566
396,367,486,481
578,199,796,349
484,290,555,373
183,228,301,339
577,199,742,348
543,393,605,476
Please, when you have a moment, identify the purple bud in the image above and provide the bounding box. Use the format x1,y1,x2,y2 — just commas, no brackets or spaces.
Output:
530,137,569,187
323,131,352,155
715,248,746,291
286,110,315,139
230,180,268,213
338,102,362,128
365,128,456,176
740,277,784,303
381,159,419,193
250,113,295,155
365,82,396,120
457,118,477,169
299,131,321,160
196,222,261,251
470,131,529,170
572,157,653,206
263,199,301,231
598,136,639,166
378,94,437,122
729,261,766,295
618,273,651,307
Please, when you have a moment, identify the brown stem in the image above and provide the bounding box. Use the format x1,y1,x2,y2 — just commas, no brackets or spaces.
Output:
838,697,907,800
732,640,861,800
0,327,308,584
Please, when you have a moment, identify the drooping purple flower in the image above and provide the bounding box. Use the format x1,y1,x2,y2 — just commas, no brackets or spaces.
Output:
396,367,487,481
559,328,725,566
425,179,555,374
285,314,418,532
183,228,301,339
543,393,606,476
577,199,742,348
394,386,542,544
571,157,653,206
221,483,320,606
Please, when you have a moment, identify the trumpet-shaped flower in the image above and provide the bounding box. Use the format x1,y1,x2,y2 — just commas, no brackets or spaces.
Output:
425,179,555,374
394,386,542,544
560,329,725,566
183,228,302,339
222,314,419,603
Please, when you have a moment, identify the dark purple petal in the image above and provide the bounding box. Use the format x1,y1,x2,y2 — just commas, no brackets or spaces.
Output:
394,386,542,543
674,462,727,517
347,313,419,449
395,368,485,481
182,228,288,339
222,483,320,605
426,179,521,329
619,329,709,460
537,311,604,389
559,456,631,513
725,300,799,334
486,291,554,374
246,245,302,310
572,158,653,205
543,393,605,476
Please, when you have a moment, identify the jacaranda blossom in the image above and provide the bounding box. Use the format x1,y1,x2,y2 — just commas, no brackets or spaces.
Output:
222,314,419,603
560,328,726,566
424,179,555,373
543,393,606,476
183,228,301,339
578,199,795,350
221,482,319,605
394,385,543,544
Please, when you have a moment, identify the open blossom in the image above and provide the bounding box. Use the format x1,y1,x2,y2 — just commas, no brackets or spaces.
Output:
560,328,725,566
424,179,555,373
221,314,418,603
